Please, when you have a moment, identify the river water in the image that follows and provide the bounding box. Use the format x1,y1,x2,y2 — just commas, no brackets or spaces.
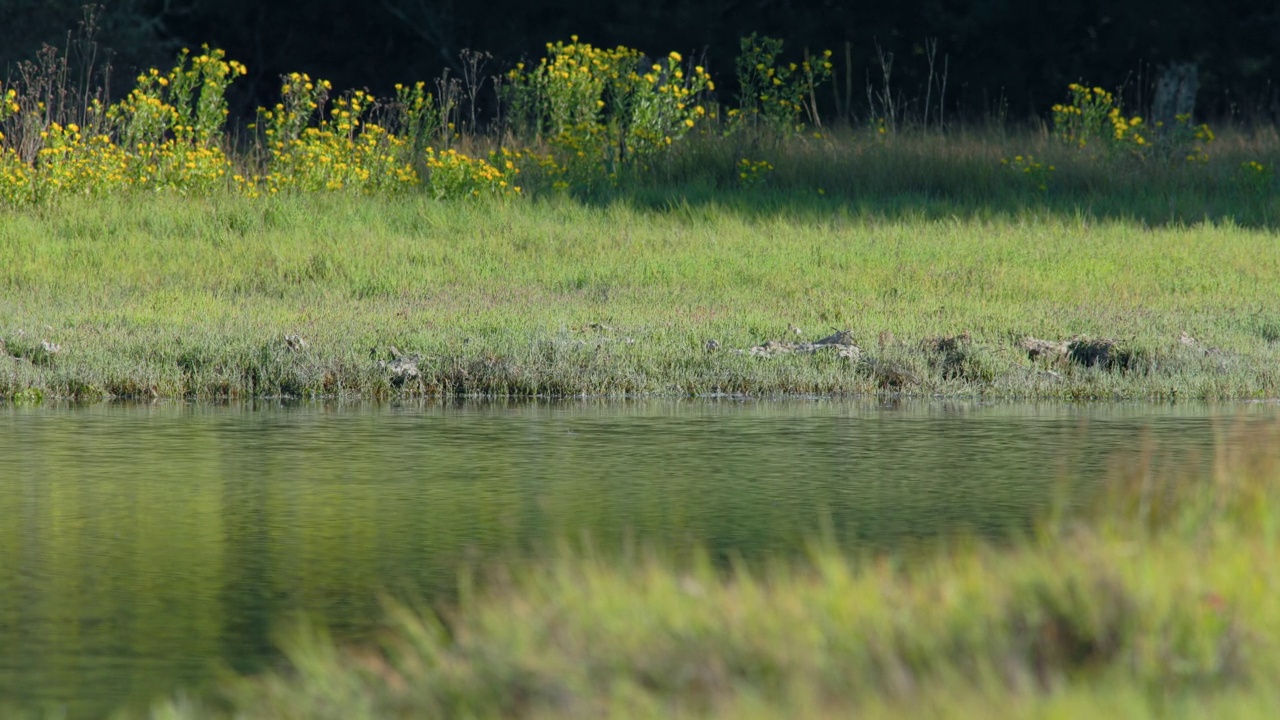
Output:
1,399,1276,716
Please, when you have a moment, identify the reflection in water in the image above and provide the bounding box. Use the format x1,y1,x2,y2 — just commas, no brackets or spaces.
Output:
0,399,1275,717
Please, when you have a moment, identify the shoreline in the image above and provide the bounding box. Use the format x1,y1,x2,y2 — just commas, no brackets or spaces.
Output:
4,190,1278,402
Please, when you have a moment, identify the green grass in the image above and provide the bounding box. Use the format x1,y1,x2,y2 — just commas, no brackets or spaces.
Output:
2,129,1279,401
132,419,1280,719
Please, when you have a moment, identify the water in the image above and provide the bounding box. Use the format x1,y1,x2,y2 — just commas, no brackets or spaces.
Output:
1,399,1276,716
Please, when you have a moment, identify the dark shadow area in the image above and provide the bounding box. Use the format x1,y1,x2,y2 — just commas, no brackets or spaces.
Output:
3,1,1277,124
518,137,1280,230
567,183,1280,231
418,125,1280,229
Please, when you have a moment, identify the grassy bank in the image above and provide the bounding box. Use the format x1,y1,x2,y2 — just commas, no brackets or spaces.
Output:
0,182,1276,400
131,418,1280,719
3,36,1278,400
2,135,1279,402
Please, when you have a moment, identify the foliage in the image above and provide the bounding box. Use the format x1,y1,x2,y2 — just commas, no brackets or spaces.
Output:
390,80,442,155
1158,113,1217,164
1051,83,1147,153
423,147,518,199
732,33,833,134
2,39,1275,208
501,37,713,182
1050,82,1225,169
107,46,246,148
1000,154,1055,193
0,85,19,127
250,83,420,195
0,47,242,203
736,157,773,188
1238,160,1273,197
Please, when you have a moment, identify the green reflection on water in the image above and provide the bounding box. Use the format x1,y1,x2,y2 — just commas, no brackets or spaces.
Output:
0,399,1274,717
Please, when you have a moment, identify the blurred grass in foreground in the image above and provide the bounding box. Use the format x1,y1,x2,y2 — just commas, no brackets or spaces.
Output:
136,418,1280,719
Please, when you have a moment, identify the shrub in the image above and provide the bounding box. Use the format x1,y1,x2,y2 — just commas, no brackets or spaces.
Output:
1051,83,1147,154
501,37,712,179
732,34,833,135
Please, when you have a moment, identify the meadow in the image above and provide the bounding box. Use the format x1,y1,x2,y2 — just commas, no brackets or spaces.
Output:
2,165,1279,402
2,39,1278,401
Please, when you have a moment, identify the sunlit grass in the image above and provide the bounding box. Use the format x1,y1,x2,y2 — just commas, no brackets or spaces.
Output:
1,169,1278,401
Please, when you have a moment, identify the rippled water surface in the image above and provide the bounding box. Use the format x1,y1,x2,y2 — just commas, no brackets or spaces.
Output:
1,399,1276,716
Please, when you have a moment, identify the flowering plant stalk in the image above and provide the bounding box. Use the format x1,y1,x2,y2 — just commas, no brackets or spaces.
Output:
732,34,832,135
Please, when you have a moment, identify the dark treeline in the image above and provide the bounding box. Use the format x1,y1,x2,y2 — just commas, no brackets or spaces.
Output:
2,0,1277,125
